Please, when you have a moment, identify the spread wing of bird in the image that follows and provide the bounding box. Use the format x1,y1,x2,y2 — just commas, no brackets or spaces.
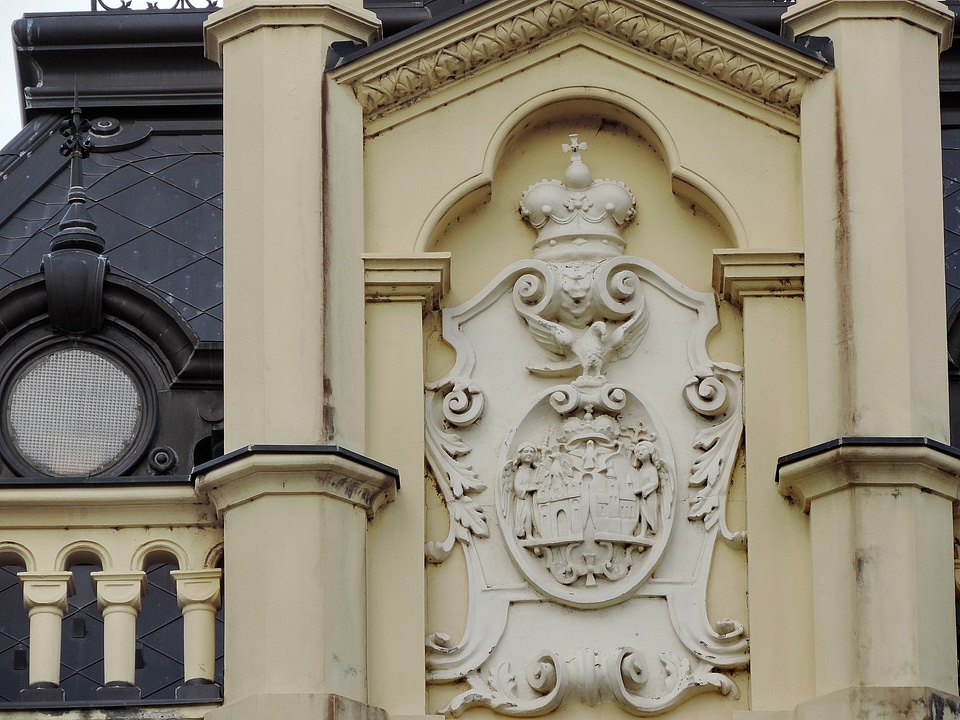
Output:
605,300,650,365
521,313,582,377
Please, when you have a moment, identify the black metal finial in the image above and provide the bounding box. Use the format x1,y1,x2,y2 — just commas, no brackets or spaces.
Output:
42,86,109,335
51,87,102,253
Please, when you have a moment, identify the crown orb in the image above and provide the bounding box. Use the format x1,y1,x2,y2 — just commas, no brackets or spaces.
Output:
565,161,592,190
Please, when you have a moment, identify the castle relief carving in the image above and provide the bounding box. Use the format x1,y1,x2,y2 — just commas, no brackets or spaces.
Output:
425,136,747,716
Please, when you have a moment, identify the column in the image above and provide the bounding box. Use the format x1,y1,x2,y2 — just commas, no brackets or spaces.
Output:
205,0,380,452
363,253,450,716
780,0,959,717
171,569,222,701
714,250,815,712
92,571,145,701
196,448,397,720
204,4,395,720
18,572,73,702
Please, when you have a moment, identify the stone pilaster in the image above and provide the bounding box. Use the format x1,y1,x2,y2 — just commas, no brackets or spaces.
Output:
778,0,960,715
363,253,449,714
714,250,814,710
204,1,381,452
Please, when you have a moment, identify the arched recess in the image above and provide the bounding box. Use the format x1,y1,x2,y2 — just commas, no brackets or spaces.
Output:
131,540,189,573
0,542,35,572
56,541,112,572
416,88,743,303
204,542,224,570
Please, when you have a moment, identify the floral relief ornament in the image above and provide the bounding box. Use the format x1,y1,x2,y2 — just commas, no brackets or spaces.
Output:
425,136,747,716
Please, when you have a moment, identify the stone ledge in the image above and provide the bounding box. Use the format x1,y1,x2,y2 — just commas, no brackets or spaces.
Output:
363,253,451,308
777,437,960,511
206,693,388,720
712,248,804,306
783,0,954,51
204,1,381,65
194,445,399,518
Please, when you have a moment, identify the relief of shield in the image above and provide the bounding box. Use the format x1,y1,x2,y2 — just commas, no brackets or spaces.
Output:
496,381,675,607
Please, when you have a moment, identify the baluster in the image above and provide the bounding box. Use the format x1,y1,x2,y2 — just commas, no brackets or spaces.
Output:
18,572,74,702
171,569,222,700
91,571,145,701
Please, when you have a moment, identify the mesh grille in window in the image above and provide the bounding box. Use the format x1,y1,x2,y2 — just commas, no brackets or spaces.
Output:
5,348,143,476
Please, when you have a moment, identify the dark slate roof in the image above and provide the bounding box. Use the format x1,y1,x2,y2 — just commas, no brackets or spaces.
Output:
1,9,224,342
0,118,224,341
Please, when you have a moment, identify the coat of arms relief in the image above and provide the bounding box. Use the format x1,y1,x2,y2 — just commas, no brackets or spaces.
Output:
425,136,748,716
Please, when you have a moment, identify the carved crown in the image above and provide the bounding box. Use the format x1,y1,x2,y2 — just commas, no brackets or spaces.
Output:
519,135,636,261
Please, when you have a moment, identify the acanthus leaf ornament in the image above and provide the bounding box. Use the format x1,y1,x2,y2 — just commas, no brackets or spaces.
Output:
424,138,746,715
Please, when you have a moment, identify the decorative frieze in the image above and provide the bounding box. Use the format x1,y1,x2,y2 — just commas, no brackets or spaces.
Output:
341,0,828,120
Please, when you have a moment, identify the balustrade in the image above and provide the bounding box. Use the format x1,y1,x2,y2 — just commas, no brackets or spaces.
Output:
0,563,222,706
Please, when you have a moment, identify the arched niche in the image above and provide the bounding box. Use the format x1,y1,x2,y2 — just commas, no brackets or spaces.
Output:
422,94,739,307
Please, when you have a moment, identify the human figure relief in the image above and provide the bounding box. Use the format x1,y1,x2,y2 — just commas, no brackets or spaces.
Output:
508,443,540,539
631,440,665,537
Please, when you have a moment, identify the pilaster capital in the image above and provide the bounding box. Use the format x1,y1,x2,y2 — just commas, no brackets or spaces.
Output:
91,571,146,613
204,1,382,66
783,0,954,52
712,249,804,306
18,572,74,614
195,445,399,518
170,569,222,610
777,437,960,512
363,253,452,309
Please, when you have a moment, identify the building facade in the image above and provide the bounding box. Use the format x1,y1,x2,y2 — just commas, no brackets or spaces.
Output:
0,0,959,719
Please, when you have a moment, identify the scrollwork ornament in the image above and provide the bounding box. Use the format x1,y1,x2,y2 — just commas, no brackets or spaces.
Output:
424,143,748,717
442,379,486,427
443,652,567,717
443,647,739,717
425,383,490,562
512,264,555,316
548,385,580,414
683,364,737,417
684,364,746,548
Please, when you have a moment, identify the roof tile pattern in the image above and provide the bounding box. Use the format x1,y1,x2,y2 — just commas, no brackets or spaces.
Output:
944,129,960,315
0,133,223,341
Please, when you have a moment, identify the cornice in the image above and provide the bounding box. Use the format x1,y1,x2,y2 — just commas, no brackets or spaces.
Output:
204,1,381,66
334,0,830,120
363,253,451,308
712,248,804,305
783,0,954,52
777,437,960,512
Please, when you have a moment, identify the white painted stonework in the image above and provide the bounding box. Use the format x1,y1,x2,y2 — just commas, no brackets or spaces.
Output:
425,137,748,716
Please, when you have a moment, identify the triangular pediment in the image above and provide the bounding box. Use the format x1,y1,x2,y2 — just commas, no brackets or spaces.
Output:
333,0,829,122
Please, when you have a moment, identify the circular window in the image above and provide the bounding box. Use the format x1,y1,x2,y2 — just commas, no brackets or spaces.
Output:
3,346,147,476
